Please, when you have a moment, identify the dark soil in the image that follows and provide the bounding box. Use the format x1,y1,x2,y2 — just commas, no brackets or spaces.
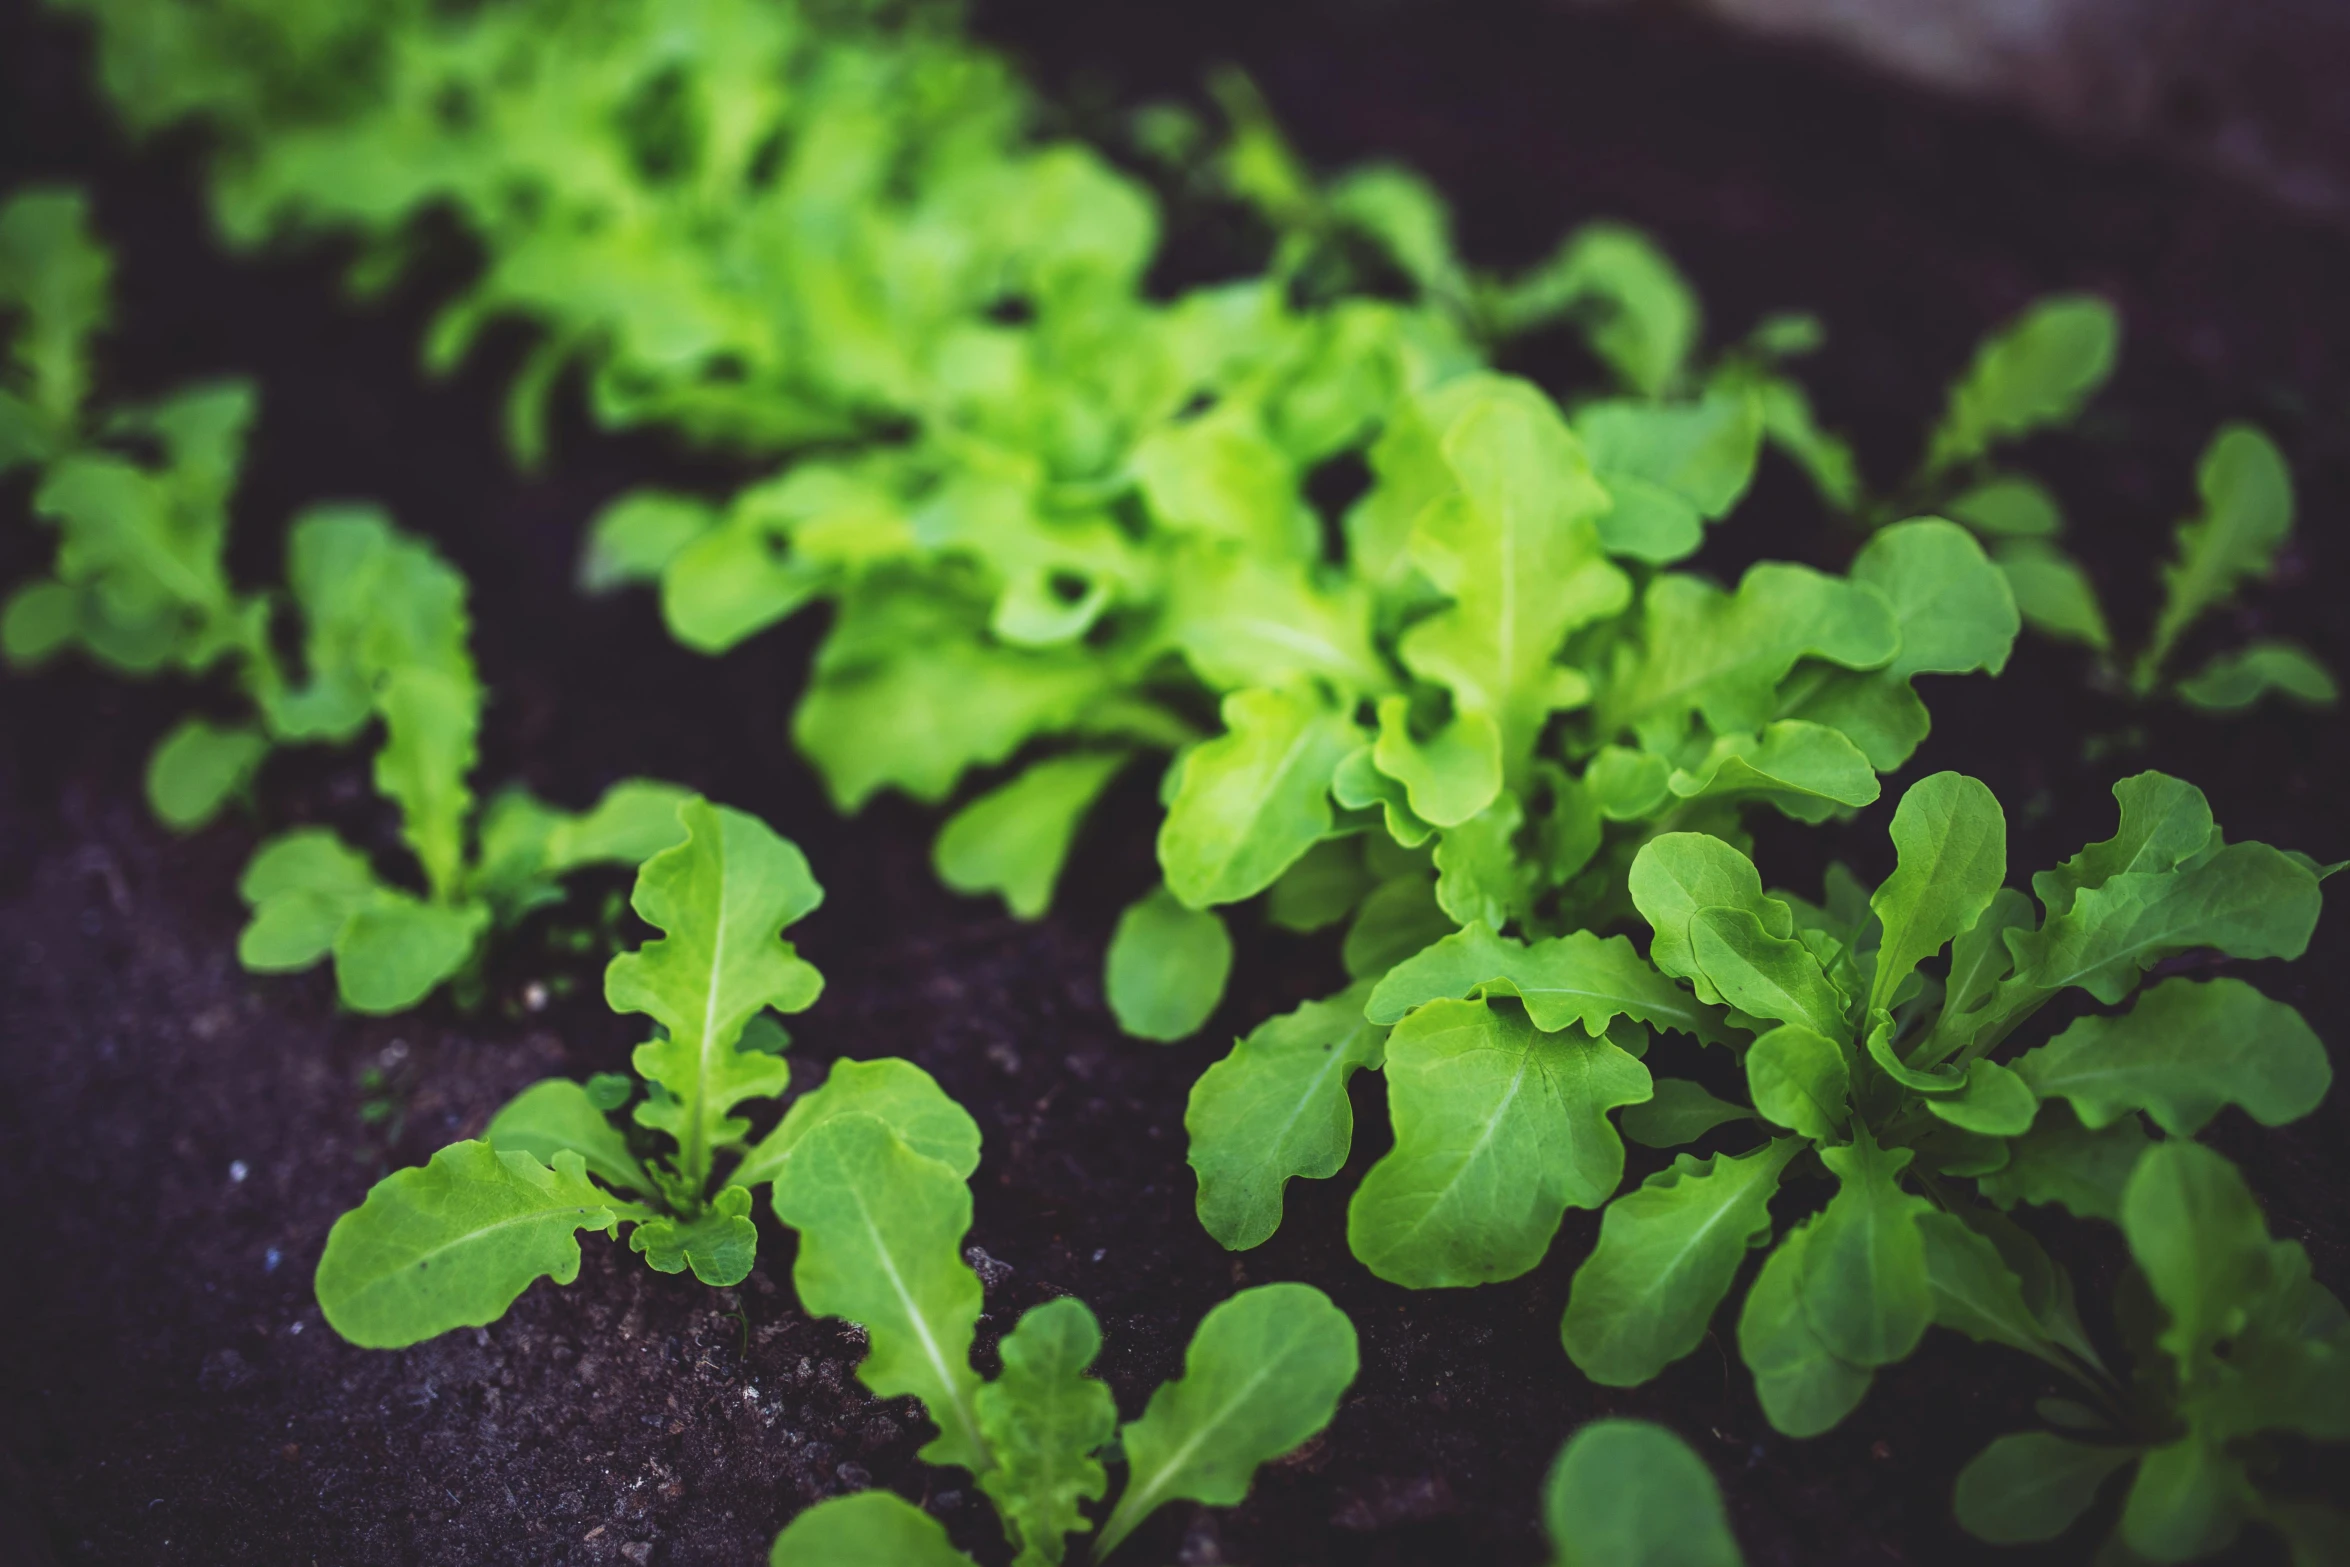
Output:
1,1,2345,1563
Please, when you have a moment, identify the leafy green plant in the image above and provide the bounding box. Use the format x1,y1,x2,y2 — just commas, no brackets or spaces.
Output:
764,1283,1357,1566
315,795,833,1341
1874,293,2333,717
1954,1139,2348,1563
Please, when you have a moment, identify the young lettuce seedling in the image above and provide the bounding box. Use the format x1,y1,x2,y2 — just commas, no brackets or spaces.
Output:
1954,1140,2349,1562
1541,1418,1744,1567
315,796,840,1342
764,1101,1358,1565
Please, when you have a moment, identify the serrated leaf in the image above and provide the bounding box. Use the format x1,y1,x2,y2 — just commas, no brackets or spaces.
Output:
1159,687,1358,908
145,718,266,831
2033,772,2216,919
975,1298,1117,1567
314,1144,623,1349
1563,1138,1799,1385
1925,294,2117,477
1628,832,1794,1006
1160,544,1389,695
1801,1132,1933,1369
486,1077,652,1196
1104,886,1232,1042
1620,1079,1753,1148
2140,424,2294,688
1094,1284,1358,1557
1331,744,1436,849
0,186,110,441
1745,1024,1849,1140
735,1057,981,1191
1432,790,1533,928
768,1490,974,1567
1978,1102,2150,1222
1366,923,1726,1043
372,664,481,904
2175,640,2337,713
936,750,1127,919
1869,771,2007,1014
1954,1432,2136,1545
1738,1221,1874,1436
2013,977,2328,1137
1187,984,1386,1251
1350,999,1650,1288
1541,1419,1744,1567
606,800,823,1190
1396,379,1628,778
770,1113,988,1473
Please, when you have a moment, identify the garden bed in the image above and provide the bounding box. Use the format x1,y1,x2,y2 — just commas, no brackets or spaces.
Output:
1,0,2344,1563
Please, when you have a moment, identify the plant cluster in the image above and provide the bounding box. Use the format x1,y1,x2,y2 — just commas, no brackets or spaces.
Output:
10,0,2345,1559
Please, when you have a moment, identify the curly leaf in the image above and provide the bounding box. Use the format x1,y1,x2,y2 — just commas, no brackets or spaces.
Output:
630,1184,758,1286
314,1144,624,1349
2013,977,2328,1137
1576,389,1763,565
1924,293,2117,477
486,1078,651,1196
1369,696,1502,828
606,799,823,1188
975,1298,1117,1567
1367,923,1727,1043
2139,424,2294,688
1563,1138,1799,1386
1160,687,1359,908
1187,984,1386,1251
1350,999,1650,1288
1664,720,1880,824
736,1057,981,1191
1094,1284,1358,1558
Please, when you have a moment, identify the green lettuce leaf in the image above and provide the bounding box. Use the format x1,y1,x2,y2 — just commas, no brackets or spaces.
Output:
974,1298,1118,1567
1541,1419,1744,1567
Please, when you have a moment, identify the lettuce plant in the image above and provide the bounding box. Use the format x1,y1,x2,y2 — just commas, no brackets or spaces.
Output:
1955,1139,2347,1562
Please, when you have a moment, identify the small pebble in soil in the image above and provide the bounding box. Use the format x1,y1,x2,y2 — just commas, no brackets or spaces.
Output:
263,1248,281,1273
523,980,549,1012
227,1161,247,1183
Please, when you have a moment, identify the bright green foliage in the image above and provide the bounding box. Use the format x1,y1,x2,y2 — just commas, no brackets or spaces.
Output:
1956,1142,2350,1559
0,187,109,470
2174,639,2337,713
1094,1283,1360,1556
1187,983,1387,1250
317,798,843,1342
1922,294,2118,479
769,1490,971,1567
975,1299,1118,1567
1542,1419,1745,1567
1538,769,2329,1444
2134,424,2310,695
935,750,1128,919
1104,885,1233,1041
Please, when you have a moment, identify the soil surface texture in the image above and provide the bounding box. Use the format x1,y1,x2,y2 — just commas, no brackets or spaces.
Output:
1,1,2344,1563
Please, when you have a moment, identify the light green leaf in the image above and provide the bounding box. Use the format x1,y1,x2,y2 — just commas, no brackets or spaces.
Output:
735,1057,982,1191
1577,390,1763,565
0,187,110,440
334,894,485,1014
1801,1132,1933,1368
1492,222,1699,394
1954,1432,2136,1544
1995,540,2110,651
770,1113,988,1473
1869,771,2007,1014
936,750,1127,919
1350,999,1650,1288
1562,1138,1799,1385
1978,1102,2150,1223
1620,1079,1753,1148
975,1298,1117,1567
2139,423,2294,688
1187,984,1387,1251
1925,293,2118,477
1745,1025,1849,1140
1370,696,1502,828
1584,745,1671,820
2175,640,2337,713
1094,1283,1358,1558
769,1490,974,1567
314,1144,622,1349
2121,1434,2243,1563
1919,1209,2072,1369
631,1184,758,1286
1396,379,1629,778
1947,475,2063,538
1432,791,1533,928
1787,521,2019,771
0,579,76,664
1627,832,1793,1005
1666,720,1880,823
605,800,823,1191
579,490,715,593
1133,403,1301,554
1542,1419,1744,1567
1331,745,1436,849
1160,545,1389,695
1924,1059,2039,1136
1690,908,1847,1037
1160,687,1358,908
372,665,481,904
1934,887,2036,1053
145,718,266,831
2013,977,2328,1137
1598,563,1896,749
2031,772,2216,919
1266,837,1378,933
1105,886,1233,1042
1367,923,1727,1043
1738,1222,1874,1436
236,828,376,973
486,1078,651,1195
